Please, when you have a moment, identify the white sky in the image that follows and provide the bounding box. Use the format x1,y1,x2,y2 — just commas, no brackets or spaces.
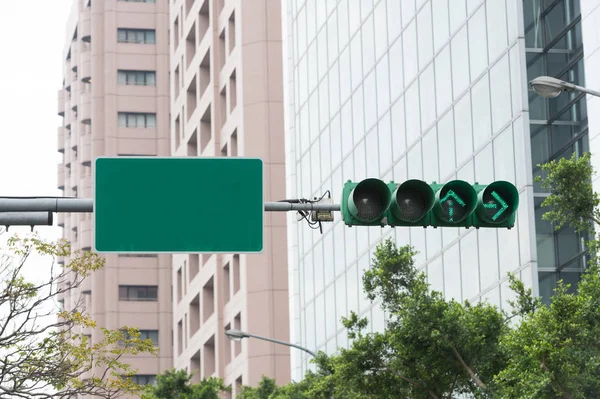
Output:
0,1,73,271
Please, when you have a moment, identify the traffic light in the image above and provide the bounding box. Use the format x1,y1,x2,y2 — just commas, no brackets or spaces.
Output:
472,181,520,227
386,179,435,226
340,179,519,228
340,178,391,226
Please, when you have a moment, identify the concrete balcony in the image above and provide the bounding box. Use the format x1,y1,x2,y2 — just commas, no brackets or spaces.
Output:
58,127,65,153
58,89,65,116
70,214,78,234
80,52,91,83
80,133,91,166
80,274,92,294
80,218,92,250
70,89,78,111
81,174,92,199
57,164,65,190
70,46,78,72
57,212,65,228
81,10,91,42
80,91,91,124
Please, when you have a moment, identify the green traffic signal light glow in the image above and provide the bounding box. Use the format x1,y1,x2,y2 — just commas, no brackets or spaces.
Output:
347,178,391,223
433,180,477,223
476,181,520,223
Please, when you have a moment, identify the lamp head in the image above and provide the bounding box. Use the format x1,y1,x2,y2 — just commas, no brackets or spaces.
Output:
529,76,570,99
225,329,248,341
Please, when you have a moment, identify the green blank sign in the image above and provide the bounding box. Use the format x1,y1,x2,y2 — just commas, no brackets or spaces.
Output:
94,157,264,253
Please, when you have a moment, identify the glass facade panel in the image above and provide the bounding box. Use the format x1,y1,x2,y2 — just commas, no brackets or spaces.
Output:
523,0,589,295
284,0,572,380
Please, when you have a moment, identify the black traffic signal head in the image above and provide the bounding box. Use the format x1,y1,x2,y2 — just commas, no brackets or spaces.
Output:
341,179,391,226
387,179,435,226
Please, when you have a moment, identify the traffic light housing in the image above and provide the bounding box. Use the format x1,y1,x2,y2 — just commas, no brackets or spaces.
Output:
340,178,391,226
340,179,519,229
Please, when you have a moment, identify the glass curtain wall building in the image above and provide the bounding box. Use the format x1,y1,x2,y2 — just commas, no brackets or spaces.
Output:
525,0,590,301
283,0,595,379
282,0,551,380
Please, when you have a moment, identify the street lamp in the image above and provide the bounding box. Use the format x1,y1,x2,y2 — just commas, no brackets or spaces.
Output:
224,329,317,357
529,75,600,98
224,329,332,398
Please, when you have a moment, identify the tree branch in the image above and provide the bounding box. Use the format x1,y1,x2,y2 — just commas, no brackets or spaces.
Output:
383,367,440,399
450,345,487,390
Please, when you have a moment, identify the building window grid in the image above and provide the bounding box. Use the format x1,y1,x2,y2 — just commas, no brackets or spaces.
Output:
290,0,535,378
289,0,550,379
120,329,159,346
117,70,156,86
118,28,156,44
118,112,157,128
524,0,589,297
118,285,158,301
128,375,157,385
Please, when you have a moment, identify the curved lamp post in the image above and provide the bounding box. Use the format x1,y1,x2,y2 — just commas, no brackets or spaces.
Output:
530,75,600,99
224,329,317,357
224,329,332,398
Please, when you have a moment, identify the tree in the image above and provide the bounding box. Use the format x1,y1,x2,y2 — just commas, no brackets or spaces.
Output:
326,239,509,399
141,368,229,399
236,152,600,398
491,152,600,398
237,366,343,399
0,233,157,398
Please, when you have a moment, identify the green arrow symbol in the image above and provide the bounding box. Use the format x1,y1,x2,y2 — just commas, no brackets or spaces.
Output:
440,190,465,222
490,191,509,221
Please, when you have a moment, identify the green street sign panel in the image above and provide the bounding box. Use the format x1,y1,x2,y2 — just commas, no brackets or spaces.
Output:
94,157,264,253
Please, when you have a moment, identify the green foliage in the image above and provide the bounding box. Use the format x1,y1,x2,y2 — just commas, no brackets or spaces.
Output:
0,233,157,398
237,366,342,399
535,152,600,232
332,239,507,399
142,368,229,399
493,273,600,398
236,152,600,398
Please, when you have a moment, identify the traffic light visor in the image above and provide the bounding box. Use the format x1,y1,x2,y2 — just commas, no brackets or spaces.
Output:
348,179,391,222
433,180,477,223
476,181,519,223
390,179,435,222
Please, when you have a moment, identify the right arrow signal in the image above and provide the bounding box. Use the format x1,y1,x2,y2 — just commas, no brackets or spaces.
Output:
475,181,520,226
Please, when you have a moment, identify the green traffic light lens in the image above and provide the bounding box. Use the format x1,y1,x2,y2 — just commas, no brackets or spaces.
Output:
476,181,519,223
390,180,435,222
433,180,477,223
348,178,391,222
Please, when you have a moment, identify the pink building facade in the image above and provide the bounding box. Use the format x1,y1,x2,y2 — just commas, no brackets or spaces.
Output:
57,0,172,388
169,0,290,395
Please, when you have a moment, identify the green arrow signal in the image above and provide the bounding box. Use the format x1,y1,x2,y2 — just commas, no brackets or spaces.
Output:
482,191,509,220
490,191,509,221
440,190,466,222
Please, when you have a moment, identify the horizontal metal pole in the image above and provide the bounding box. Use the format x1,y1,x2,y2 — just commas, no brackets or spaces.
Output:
0,212,53,226
0,198,341,213
0,198,93,212
264,202,341,212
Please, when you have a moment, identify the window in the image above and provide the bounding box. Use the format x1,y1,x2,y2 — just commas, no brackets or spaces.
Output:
119,285,158,301
117,70,156,86
121,329,159,346
118,112,156,128
129,375,156,385
118,28,156,44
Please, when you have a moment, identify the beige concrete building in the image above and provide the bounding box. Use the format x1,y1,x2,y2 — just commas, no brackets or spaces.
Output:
57,0,172,387
170,0,290,395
